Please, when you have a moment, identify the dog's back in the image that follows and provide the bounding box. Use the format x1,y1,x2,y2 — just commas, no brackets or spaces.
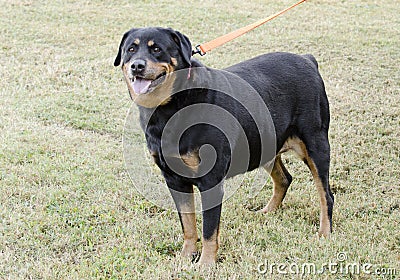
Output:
224,52,329,151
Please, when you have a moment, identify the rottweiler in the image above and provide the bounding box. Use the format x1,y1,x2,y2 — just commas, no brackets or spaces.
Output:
114,27,334,265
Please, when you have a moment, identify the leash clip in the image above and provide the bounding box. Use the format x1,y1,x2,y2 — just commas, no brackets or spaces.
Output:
192,45,206,56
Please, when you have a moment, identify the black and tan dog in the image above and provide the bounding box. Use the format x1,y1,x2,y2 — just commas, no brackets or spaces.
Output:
114,27,334,265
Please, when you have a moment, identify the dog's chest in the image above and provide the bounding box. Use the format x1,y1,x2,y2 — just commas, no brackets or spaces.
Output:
139,106,190,156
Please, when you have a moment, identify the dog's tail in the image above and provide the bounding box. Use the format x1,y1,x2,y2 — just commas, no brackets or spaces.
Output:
302,54,330,130
303,54,319,69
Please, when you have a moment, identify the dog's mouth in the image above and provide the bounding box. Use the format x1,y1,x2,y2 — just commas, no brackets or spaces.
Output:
131,72,167,95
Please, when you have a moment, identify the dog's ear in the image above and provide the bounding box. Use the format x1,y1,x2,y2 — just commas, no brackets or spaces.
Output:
114,31,129,67
114,29,137,67
168,29,192,67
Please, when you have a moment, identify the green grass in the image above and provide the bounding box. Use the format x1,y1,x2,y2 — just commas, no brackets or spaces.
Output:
1,0,399,279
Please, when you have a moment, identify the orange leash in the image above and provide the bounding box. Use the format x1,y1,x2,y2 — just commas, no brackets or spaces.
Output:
193,0,307,56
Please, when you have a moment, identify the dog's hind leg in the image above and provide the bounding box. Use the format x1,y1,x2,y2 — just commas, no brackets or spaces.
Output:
288,135,334,237
261,155,292,213
304,136,334,237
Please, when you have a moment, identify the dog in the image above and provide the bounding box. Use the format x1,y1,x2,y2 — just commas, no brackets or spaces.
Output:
114,27,334,265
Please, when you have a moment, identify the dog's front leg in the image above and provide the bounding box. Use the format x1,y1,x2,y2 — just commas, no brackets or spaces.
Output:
168,184,198,258
198,182,224,265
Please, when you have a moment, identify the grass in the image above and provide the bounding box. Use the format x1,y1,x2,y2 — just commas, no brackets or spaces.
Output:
0,0,399,279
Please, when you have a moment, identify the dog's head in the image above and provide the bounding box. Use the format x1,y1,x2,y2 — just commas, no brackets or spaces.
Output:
114,27,192,107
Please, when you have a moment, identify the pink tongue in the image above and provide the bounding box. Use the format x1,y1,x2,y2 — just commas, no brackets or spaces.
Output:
133,78,152,94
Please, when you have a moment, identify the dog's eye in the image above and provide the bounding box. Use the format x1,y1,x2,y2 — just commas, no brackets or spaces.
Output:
152,46,161,53
128,46,136,53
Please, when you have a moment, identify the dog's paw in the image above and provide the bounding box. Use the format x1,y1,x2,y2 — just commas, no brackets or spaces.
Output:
259,203,280,213
318,229,331,238
197,254,217,266
181,241,198,262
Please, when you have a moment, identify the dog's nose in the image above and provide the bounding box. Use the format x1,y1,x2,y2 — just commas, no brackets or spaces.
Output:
131,59,146,75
